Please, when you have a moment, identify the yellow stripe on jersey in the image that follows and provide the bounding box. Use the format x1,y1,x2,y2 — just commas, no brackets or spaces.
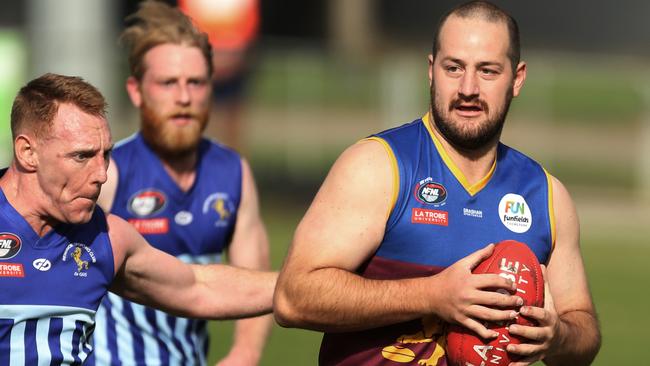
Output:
422,113,496,196
544,168,557,254
363,137,399,220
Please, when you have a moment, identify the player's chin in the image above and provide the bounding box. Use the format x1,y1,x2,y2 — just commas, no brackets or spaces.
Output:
66,204,97,224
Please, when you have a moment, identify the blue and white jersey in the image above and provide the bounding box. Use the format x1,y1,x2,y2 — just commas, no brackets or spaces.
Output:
92,133,242,366
0,188,114,366
319,114,555,365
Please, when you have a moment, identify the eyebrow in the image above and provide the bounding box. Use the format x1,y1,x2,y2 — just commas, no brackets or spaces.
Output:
441,57,504,68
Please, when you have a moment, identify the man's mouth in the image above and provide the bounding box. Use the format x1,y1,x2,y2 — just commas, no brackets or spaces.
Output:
451,100,488,117
170,113,195,125
456,104,482,111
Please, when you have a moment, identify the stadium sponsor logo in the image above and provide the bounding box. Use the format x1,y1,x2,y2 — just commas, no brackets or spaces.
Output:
128,189,167,217
414,178,447,206
203,192,235,227
62,243,96,277
411,208,449,226
175,211,193,226
33,258,52,272
498,193,532,233
129,218,169,234
0,233,21,260
463,208,483,218
0,263,24,277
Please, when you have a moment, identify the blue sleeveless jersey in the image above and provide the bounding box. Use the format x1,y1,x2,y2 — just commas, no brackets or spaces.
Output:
92,133,242,366
0,188,114,365
319,115,555,365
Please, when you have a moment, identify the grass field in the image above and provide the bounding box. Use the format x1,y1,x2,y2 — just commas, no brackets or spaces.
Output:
205,198,648,365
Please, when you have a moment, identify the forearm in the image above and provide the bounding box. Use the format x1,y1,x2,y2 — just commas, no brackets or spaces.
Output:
275,267,433,332
226,315,273,364
544,310,601,366
193,265,277,320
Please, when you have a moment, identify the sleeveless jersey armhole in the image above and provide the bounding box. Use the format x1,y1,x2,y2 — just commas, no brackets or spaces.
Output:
362,137,399,222
543,168,556,258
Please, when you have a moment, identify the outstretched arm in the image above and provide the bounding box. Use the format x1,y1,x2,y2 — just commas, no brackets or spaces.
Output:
274,140,521,337
108,214,277,320
507,176,601,366
217,159,273,366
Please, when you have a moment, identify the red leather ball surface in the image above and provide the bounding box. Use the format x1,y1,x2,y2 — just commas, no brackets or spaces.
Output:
446,240,544,366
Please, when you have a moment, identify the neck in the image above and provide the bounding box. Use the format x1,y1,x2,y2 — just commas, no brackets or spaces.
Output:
426,115,499,186
159,151,198,192
0,165,56,236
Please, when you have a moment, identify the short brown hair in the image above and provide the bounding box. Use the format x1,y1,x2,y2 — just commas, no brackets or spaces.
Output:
432,1,520,73
121,0,213,80
10,73,107,139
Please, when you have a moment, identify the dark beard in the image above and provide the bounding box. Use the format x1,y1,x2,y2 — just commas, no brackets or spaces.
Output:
430,85,513,152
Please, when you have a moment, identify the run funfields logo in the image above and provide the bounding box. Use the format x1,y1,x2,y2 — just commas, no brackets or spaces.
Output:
498,193,532,233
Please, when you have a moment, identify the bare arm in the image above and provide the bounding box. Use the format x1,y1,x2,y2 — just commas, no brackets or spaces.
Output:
274,140,520,336
508,176,601,366
108,214,276,320
218,159,272,365
96,157,118,212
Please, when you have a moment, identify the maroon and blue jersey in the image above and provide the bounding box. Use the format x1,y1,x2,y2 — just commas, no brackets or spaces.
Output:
92,133,242,366
0,186,114,365
319,114,555,365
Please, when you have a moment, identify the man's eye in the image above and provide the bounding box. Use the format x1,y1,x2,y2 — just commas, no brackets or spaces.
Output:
73,153,92,162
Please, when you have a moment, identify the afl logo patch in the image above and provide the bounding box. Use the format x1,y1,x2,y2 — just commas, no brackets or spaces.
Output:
128,189,167,217
0,233,21,260
414,178,447,205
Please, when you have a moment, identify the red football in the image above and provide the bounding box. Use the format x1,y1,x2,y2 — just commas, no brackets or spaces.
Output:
446,240,544,366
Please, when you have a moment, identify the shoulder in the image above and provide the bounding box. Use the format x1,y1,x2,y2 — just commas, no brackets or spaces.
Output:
498,143,544,169
105,213,146,264
111,134,141,159
372,117,427,141
202,138,241,160
318,139,394,202
547,174,576,220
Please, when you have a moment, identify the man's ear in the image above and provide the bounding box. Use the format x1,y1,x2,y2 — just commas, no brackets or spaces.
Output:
512,61,527,98
428,54,435,88
126,76,143,108
14,134,38,172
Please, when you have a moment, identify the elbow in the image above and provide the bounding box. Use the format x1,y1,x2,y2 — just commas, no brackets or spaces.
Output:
273,280,307,328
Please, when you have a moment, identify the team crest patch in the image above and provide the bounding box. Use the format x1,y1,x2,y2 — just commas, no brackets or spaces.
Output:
128,189,167,217
203,192,235,227
62,243,96,277
414,178,447,206
0,233,21,260
498,193,532,233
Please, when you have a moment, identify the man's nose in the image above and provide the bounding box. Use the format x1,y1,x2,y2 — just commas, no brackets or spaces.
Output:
176,83,191,105
458,72,479,98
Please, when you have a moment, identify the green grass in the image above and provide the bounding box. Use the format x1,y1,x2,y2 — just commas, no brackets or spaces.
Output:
205,201,646,365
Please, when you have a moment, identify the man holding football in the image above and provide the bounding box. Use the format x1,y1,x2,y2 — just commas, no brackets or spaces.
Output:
274,1,601,365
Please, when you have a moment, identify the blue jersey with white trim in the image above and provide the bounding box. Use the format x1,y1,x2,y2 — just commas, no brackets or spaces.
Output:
319,115,554,365
92,133,242,366
0,188,114,366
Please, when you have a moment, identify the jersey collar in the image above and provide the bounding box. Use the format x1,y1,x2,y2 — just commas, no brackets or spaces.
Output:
422,112,496,196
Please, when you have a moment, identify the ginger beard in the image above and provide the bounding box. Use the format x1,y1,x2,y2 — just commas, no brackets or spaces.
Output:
430,81,513,152
139,100,209,159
